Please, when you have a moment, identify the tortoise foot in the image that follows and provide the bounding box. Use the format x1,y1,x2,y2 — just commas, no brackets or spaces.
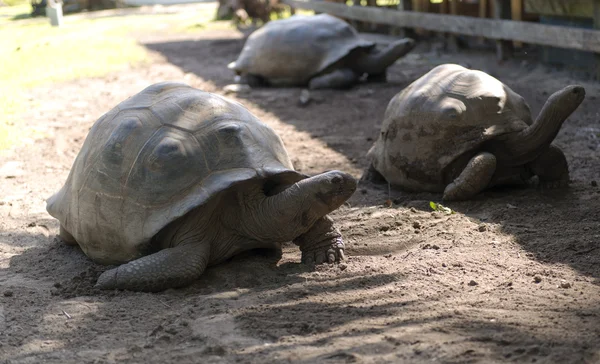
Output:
538,177,569,190
301,236,345,265
95,268,119,290
59,225,78,246
367,72,387,83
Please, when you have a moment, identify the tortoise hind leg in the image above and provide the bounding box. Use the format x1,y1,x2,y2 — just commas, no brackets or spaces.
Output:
59,225,78,246
95,242,211,292
246,74,268,88
366,72,387,83
528,145,569,189
308,69,358,90
360,163,387,184
443,152,497,201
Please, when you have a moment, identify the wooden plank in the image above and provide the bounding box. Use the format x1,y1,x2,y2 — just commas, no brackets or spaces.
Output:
449,0,457,13
411,0,419,11
525,0,593,18
595,0,600,78
440,0,448,14
493,0,509,60
282,0,600,53
479,0,487,17
390,0,409,36
511,0,523,47
448,0,458,51
412,0,429,35
478,0,488,43
439,0,449,44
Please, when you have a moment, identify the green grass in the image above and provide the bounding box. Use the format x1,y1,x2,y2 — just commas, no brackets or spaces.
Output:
3,0,29,6
0,2,304,151
0,19,148,149
0,3,33,23
0,3,228,151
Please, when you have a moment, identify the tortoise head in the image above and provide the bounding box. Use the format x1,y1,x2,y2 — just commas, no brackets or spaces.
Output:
489,85,585,164
353,38,416,75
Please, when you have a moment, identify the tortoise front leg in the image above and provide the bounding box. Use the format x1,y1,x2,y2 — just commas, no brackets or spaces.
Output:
308,68,358,90
95,242,211,292
360,162,387,184
239,73,267,87
293,215,345,265
528,144,569,189
59,225,78,246
443,152,497,201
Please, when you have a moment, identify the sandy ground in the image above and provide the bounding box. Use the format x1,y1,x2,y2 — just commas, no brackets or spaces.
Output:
1,19,600,364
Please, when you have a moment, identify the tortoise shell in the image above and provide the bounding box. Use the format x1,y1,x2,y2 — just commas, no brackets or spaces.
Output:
228,13,375,85
46,82,304,263
368,64,534,192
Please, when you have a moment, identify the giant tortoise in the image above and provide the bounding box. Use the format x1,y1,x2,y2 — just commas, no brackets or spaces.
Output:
46,82,357,292
363,64,585,201
228,13,416,89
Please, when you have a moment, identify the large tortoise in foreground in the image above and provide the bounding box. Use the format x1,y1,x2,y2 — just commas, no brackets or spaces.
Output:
363,64,585,201
228,14,416,89
46,82,357,292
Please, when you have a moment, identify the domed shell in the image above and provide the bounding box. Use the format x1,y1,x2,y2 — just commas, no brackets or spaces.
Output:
368,64,533,192
46,82,303,264
229,13,375,85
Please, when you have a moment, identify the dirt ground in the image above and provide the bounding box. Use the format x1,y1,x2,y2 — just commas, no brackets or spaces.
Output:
1,17,600,364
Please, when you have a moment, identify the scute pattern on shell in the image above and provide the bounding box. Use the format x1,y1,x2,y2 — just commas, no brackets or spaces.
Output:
229,13,375,85
368,64,532,193
46,82,302,264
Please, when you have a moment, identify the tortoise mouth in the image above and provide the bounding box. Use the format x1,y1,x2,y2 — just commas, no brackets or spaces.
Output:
314,171,358,210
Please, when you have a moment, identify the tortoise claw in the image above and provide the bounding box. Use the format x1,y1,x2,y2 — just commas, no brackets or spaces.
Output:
327,249,336,263
301,237,345,266
315,251,326,264
538,177,569,190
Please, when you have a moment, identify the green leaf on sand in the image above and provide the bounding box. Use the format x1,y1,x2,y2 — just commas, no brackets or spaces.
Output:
429,201,455,214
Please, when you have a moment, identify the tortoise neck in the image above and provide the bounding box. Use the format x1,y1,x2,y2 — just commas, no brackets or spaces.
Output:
353,39,415,75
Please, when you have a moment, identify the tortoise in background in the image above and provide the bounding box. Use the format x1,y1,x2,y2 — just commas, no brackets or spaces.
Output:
47,82,357,292
228,13,416,89
363,64,585,201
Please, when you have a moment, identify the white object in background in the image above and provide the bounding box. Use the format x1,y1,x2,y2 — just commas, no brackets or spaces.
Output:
46,0,63,27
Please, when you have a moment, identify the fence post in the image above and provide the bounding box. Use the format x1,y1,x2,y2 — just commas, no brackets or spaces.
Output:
595,0,600,79
493,0,509,60
510,0,522,48
46,0,63,27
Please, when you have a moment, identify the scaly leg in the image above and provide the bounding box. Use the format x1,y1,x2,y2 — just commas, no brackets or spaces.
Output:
95,242,211,292
443,152,497,201
59,225,78,246
528,144,569,189
361,162,387,184
308,69,358,90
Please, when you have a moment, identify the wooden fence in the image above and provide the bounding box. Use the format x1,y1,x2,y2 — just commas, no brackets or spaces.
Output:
282,0,600,60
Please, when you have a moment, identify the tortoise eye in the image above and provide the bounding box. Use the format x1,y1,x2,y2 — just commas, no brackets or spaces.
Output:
443,107,460,120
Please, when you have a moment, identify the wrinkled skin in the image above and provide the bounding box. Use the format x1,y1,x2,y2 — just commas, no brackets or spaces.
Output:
363,64,585,201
